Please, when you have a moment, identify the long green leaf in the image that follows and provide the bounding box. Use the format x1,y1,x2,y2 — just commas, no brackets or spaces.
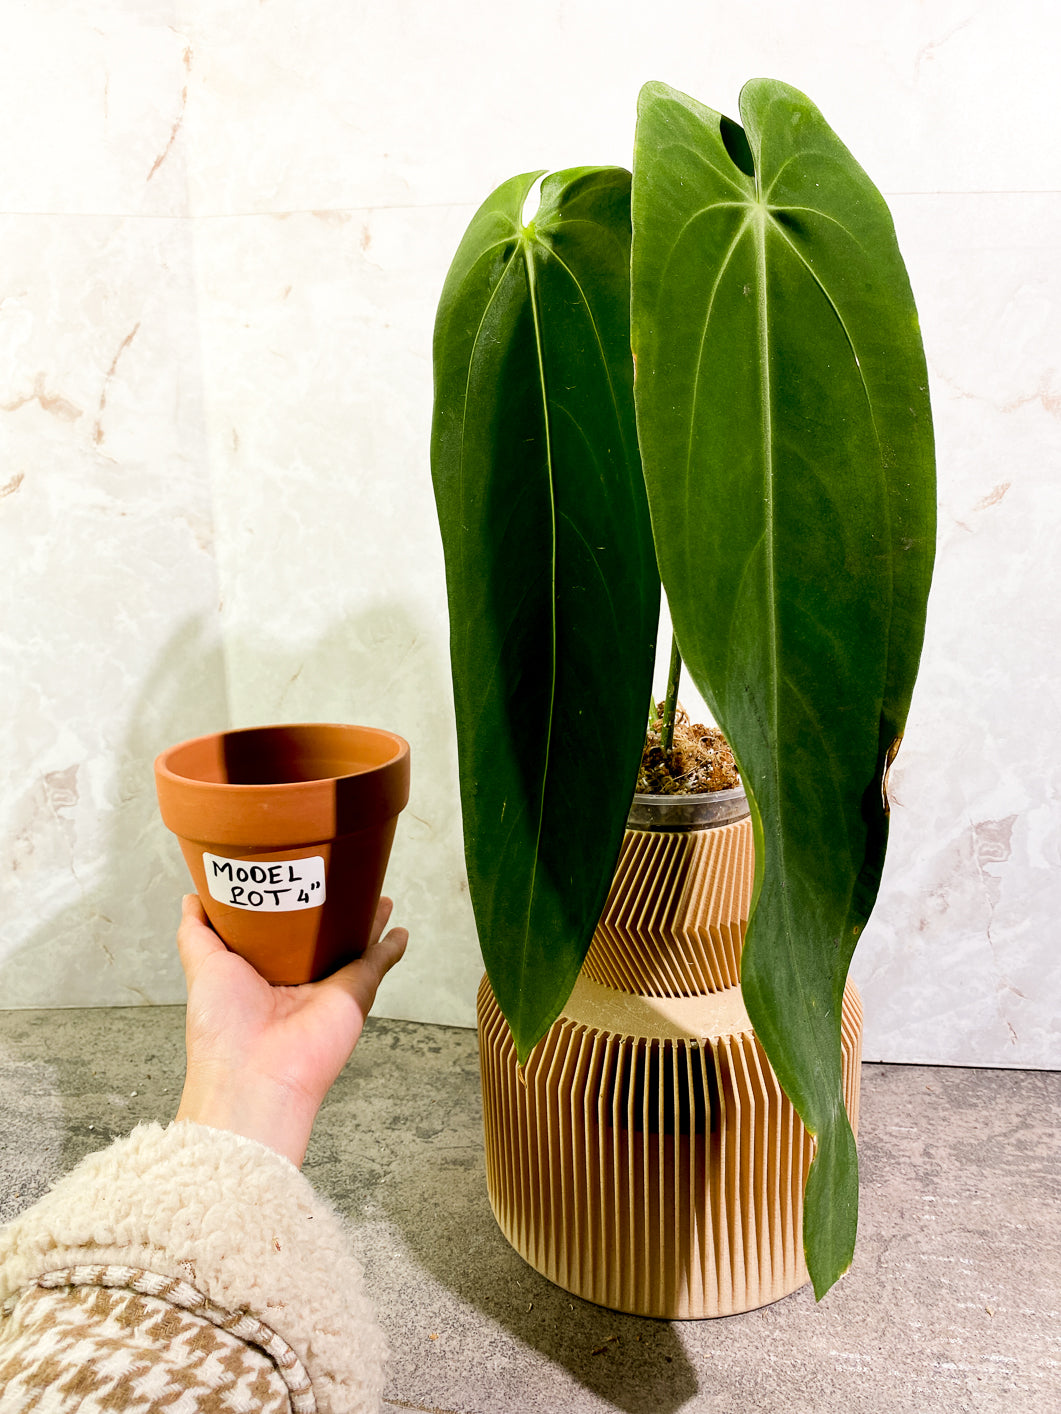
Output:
432,167,659,1063
631,80,935,1296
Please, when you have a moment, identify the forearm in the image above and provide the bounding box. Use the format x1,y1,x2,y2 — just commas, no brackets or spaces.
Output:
175,1068,319,1169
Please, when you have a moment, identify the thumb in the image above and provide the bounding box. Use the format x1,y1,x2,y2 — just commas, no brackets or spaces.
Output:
176,893,229,983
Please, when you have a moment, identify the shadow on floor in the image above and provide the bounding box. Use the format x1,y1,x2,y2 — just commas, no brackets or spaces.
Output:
312,1017,701,1414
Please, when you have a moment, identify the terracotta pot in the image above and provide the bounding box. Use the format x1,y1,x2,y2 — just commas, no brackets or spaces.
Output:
155,722,410,984
478,785,863,1318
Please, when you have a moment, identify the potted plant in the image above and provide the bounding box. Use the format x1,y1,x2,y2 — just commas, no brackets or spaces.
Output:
476,701,869,1318
430,78,935,1305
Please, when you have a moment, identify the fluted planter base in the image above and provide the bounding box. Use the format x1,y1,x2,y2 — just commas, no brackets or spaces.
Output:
477,804,864,1319
478,974,862,1318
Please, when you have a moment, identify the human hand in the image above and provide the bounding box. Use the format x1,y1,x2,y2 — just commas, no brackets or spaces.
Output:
174,893,407,1168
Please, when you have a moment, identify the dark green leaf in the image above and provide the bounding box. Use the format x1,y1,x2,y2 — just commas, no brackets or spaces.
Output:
631,79,935,1296
432,167,660,1063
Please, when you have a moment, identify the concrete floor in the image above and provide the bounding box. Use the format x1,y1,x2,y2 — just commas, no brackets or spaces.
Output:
0,1007,1057,1414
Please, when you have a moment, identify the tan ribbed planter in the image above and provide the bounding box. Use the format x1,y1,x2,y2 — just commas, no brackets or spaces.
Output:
478,787,862,1318
156,722,409,985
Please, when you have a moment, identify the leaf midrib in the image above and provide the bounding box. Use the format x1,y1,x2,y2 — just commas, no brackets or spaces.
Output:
748,196,874,1120
752,195,822,1096
515,235,557,1042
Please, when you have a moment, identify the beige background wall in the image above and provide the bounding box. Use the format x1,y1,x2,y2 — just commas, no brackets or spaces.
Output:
2,0,1058,1067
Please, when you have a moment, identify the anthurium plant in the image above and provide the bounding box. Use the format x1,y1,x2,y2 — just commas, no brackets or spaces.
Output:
430,79,935,1299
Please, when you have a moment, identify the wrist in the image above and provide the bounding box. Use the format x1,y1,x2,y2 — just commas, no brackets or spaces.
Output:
175,1069,319,1169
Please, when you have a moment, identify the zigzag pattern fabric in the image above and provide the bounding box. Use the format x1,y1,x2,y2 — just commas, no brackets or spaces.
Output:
0,1122,388,1414
0,1272,301,1413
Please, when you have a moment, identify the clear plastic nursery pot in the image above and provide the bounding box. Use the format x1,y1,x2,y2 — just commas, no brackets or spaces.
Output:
155,723,410,985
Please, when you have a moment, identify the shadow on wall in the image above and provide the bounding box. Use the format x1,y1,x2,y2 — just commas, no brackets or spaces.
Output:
210,597,476,1029
0,616,230,1009
2,598,464,1015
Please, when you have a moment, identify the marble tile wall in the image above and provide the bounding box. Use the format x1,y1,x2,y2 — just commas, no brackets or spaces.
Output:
1,0,1058,1066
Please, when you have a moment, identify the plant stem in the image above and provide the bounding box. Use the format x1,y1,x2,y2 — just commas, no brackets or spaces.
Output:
661,635,682,753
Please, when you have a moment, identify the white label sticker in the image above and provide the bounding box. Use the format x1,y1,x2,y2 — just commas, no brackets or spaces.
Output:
203,853,326,911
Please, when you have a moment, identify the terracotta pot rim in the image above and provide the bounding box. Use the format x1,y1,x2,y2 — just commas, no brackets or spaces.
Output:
154,721,408,793
155,722,411,849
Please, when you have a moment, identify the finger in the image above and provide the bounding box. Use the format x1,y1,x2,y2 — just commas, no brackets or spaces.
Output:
366,895,395,950
176,893,228,980
362,924,408,984
324,925,408,1016
182,892,205,923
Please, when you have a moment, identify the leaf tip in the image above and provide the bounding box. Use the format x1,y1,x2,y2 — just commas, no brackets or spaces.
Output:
810,1259,851,1303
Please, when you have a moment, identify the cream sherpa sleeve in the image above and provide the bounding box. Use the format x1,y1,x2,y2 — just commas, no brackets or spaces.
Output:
0,1120,387,1414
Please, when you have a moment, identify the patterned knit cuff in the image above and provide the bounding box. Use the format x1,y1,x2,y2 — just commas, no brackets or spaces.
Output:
0,1121,387,1414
